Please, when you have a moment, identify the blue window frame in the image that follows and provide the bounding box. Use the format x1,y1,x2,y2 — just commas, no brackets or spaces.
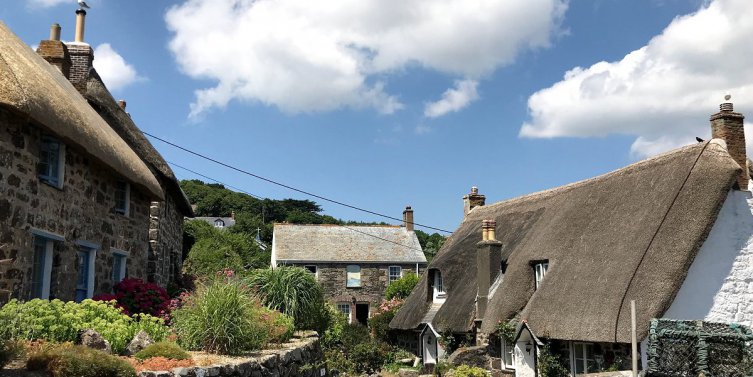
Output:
112,252,127,284
75,246,96,302
38,136,64,187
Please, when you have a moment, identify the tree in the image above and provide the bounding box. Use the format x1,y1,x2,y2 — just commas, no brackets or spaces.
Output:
415,230,446,262
183,224,269,278
384,273,419,300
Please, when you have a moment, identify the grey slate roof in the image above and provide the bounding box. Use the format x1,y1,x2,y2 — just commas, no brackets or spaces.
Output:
193,217,236,228
273,224,426,264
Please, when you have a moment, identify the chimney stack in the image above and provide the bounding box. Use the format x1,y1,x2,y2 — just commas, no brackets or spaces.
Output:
75,9,86,42
65,9,94,92
403,206,414,232
463,186,486,218
476,219,502,323
711,96,748,190
118,100,127,110
36,24,71,78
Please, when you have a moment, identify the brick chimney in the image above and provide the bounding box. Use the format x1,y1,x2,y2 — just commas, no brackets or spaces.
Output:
118,100,127,110
476,219,502,323
66,9,94,92
463,186,486,218
403,206,414,232
711,97,748,190
36,24,71,78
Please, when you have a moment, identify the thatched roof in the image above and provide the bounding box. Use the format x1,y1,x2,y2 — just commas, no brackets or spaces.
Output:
0,22,162,198
391,140,741,344
83,69,193,216
273,224,426,263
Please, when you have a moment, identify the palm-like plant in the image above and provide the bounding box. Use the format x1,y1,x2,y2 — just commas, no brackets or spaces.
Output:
245,266,325,330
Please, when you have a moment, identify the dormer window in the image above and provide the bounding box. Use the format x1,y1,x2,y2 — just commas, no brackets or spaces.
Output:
214,219,225,228
534,261,549,290
432,270,446,303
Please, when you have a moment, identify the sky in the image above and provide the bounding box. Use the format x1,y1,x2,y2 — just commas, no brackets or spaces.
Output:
3,0,751,233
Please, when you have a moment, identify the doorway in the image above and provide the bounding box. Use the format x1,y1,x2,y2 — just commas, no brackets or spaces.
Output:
355,303,369,325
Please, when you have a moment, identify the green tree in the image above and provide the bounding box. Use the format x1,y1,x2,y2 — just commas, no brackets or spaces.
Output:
415,230,446,262
384,273,419,300
183,224,269,278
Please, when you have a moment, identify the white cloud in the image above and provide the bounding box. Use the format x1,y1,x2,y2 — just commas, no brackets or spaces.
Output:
520,0,753,158
424,79,479,118
92,43,144,92
165,0,568,118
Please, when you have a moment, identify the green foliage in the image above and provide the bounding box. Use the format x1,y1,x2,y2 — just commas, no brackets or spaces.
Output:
496,320,516,343
245,266,325,330
320,303,348,349
385,273,420,300
183,223,268,278
27,343,136,377
350,340,391,374
415,230,446,263
0,299,167,354
538,345,570,377
267,310,296,343
453,365,488,377
171,278,270,355
368,310,395,342
133,341,190,361
340,324,371,350
324,348,356,374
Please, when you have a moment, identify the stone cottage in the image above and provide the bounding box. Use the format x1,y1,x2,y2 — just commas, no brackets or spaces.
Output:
271,207,427,325
391,101,753,376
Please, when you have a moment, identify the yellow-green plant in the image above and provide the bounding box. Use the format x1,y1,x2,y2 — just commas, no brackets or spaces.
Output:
453,365,488,377
0,299,168,354
134,341,190,361
27,342,136,377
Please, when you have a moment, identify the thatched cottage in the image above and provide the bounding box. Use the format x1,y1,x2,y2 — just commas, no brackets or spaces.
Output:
391,101,753,376
272,207,427,326
0,11,189,303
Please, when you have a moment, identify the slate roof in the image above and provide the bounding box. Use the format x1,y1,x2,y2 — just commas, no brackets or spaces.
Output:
193,217,237,228
0,22,162,198
391,140,741,344
273,224,427,264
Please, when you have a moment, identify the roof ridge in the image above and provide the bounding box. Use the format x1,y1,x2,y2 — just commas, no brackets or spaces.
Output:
274,223,401,228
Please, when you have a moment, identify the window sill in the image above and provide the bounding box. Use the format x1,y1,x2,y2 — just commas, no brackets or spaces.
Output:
39,178,63,191
346,286,362,289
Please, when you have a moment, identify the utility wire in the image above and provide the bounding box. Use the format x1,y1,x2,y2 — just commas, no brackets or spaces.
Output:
169,161,425,252
145,131,452,233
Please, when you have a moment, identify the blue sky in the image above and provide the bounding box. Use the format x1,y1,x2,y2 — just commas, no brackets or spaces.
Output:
4,0,750,232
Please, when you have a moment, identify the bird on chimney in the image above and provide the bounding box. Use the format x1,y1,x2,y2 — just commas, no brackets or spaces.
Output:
78,0,90,9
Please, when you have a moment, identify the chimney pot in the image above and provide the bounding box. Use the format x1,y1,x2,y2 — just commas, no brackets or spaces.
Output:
710,98,748,190
403,206,414,232
463,186,486,218
118,100,127,110
75,9,86,42
50,24,61,41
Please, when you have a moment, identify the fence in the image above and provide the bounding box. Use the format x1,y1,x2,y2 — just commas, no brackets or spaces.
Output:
646,319,753,377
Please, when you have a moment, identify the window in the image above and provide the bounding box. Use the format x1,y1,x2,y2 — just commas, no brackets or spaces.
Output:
38,136,65,188
501,339,515,369
304,265,317,276
534,261,549,290
336,303,351,323
214,219,225,228
573,342,597,374
30,235,54,299
346,265,361,288
432,270,446,302
75,245,96,302
112,250,128,284
388,266,402,283
114,181,130,215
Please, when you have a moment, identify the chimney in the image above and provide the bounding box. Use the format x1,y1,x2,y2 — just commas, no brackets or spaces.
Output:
476,219,502,322
66,9,94,92
463,186,486,218
118,100,127,110
230,211,236,220
36,24,71,78
403,206,414,232
711,96,748,190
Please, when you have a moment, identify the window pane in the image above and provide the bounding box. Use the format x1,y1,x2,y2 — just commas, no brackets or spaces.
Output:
575,344,584,358
389,266,401,282
112,255,125,283
575,360,585,374
31,237,47,299
346,265,361,287
305,265,317,274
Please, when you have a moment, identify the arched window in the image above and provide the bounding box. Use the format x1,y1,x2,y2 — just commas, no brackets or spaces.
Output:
214,219,225,228
346,265,361,287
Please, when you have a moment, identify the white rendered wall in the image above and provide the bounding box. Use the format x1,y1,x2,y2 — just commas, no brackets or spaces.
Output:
514,341,536,377
642,189,753,365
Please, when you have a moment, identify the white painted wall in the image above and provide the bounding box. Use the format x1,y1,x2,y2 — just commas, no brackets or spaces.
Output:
641,188,753,364
514,340,536,377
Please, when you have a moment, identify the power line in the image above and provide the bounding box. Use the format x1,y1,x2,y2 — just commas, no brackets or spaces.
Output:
145,131,452,233
169,161,424,252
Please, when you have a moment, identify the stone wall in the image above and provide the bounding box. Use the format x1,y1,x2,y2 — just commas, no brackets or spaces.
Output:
138,332,323,377
291,262,424,317
147,192,184,287
0,108,152,303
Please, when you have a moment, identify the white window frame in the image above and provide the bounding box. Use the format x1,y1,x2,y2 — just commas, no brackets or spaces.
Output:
501,338,516,370
38,136,65,189
214,219,225,228
336,302,352,323
112,249,129,284
114,181,130,215
432,270,446,303
75,241,98,301
534,261,549,290
571,342,597,375
304,265,318,278
388,266,402,283
346,265,361,288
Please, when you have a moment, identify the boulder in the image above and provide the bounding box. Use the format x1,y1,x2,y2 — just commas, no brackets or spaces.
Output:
76,329,112,354
447,346,489,369
398,369,420,377
125,330,154,356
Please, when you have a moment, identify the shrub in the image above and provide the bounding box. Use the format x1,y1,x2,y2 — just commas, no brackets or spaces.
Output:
320,303,348,349
385,273,419,300
245,266,325,329
369,298,403,342
27,343,136,377
350,340,390,374
538,345,570,377
0,299,168,354
171,278,269,355
267,310,296,343
324,348,356,375
93,278,170,317
183,224,266,279
339,323,371,351
134,341,190,361
454,365,488,377
0,340,22,370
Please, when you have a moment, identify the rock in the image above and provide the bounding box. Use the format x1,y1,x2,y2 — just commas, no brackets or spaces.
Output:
76,329,112,354
447,345,489,369
125,330,154,356
398,368,420,377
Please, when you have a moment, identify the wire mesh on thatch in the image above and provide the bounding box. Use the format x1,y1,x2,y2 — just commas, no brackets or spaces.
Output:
646,319,753,377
